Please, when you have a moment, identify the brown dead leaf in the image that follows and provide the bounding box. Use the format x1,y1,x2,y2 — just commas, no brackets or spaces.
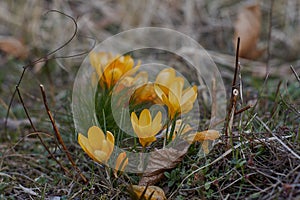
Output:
0,36,28,59
131,185,167,200
139,140,190,186
233,4,265,59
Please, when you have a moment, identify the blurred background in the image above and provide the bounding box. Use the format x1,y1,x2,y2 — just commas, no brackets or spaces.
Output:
1,0,299,133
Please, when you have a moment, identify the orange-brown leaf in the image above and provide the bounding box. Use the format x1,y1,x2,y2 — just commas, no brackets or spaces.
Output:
0,36,28,59
233,4,264,59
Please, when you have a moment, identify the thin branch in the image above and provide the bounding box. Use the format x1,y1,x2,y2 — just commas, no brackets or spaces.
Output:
290,65,300,83
234,104,252,115
224,37,240,144
40,84,88,183
233,37,240,90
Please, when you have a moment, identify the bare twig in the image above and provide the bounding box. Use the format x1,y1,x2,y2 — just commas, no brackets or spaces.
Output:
228,89,239,147
15,87,70,175
224,37,240,146
233,38,240,90
235,104,252,115
5,10,95,133
40,84,88,183
290,65,300,83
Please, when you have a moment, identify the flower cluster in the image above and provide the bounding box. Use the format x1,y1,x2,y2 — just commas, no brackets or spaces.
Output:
78,52,220,173
89,52,140,89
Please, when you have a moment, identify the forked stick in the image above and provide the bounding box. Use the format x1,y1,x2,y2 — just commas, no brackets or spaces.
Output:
16,86,70,175
40,84,88,183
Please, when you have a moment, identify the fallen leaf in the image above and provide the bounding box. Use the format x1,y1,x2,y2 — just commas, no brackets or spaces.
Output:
0,36,28,59
233,4,265,59
187,130,220,142
184,130,220,154
139,140,190,186
131,185,167,200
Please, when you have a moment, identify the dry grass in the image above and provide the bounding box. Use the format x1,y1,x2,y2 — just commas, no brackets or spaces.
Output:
0,0,299,199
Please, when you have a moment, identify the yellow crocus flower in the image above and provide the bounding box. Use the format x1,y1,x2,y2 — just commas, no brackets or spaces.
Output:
155,68,184,94
131,109,162,147
78,126,114,164
89,52,140,89
154,78,198,119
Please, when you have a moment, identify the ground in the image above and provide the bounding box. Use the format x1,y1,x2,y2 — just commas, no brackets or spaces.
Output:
0,0,299,199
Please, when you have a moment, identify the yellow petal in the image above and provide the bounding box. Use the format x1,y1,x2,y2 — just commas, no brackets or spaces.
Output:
151,111,162,134
78,133,97,161
131,112,139,126
139,136,156,147
122,55,134,69
94,150,108,163
154,84,165,100
181,85,197,106
162,94,176,118
100,140,111,162
131,112,150,138
169,81,181,99
131,112,140,134
156,68,175,82
168,80,184,109
115,152,128,172
168,90,181,113
139,109,151,127
92,53,139,89
89,52,110,76
138,84,154,101
106,131,115,157
106,131,115,145
103,67,123,88
132,83,160,104
88,126,104,150
155,68,176,91
131,109,163,146
138,124,153,138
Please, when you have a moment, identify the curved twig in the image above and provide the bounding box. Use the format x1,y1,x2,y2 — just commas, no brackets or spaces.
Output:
5,10,78,132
